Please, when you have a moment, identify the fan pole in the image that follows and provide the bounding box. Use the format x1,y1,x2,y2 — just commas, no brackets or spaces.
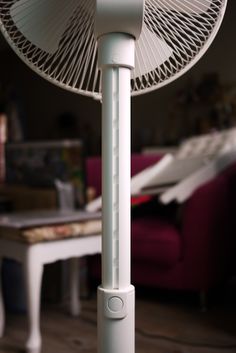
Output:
97,33,135,353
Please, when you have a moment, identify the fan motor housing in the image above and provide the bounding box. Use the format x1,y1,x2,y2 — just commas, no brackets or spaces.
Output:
95,0,144,40
98,33,135,69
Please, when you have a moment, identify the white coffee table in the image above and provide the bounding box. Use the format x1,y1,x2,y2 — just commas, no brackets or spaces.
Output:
0,210,101,353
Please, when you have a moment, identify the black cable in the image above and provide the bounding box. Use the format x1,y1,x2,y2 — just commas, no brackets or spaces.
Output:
80,310,236,351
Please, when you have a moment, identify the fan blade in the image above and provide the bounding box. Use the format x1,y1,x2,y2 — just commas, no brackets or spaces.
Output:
134,24,173,78
155,0,212,14
10,0,78,54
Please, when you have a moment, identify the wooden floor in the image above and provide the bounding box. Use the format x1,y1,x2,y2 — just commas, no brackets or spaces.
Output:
1,282,236,353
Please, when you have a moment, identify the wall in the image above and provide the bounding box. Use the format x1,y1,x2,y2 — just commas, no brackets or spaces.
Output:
132,0,236,148
0,0,235,154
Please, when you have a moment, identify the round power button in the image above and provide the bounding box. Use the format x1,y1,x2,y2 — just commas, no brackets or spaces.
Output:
108,296,124,312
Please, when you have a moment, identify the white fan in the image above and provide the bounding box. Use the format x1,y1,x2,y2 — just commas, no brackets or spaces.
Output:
0,1,227,353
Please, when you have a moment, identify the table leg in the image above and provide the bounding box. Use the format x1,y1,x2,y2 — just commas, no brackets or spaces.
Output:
69,257,80,316
24,248,43,353
0,258,5,338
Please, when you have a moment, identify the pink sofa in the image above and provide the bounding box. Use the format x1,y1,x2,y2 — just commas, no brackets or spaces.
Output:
86,154,236,297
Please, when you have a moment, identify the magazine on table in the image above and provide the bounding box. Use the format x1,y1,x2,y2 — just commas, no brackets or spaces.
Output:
86,128,236,210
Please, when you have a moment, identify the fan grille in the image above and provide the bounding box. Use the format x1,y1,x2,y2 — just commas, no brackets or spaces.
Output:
0,0,227,98
133,0,226,94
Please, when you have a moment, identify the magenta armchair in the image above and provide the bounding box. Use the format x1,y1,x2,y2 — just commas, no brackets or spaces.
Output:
86,154,236,306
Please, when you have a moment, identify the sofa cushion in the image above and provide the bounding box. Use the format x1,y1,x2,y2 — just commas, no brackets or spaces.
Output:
132,217,181,268
131,154,162,177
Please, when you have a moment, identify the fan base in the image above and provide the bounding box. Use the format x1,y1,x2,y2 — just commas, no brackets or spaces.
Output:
97,285,135,353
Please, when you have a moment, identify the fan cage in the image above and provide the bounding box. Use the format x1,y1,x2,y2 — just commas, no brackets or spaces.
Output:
0,0,227,99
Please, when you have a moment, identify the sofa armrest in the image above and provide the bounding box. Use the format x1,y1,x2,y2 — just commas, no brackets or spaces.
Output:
181,174,231,288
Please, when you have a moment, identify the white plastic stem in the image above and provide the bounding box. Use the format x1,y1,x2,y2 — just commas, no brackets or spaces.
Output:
98,33,135,353
99,33,135,290
101,65,131,289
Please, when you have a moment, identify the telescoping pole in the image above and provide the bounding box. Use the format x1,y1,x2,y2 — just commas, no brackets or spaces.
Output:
97,33,135,353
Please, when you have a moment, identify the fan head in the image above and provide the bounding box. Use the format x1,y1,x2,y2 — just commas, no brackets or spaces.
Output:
0,0,227,99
